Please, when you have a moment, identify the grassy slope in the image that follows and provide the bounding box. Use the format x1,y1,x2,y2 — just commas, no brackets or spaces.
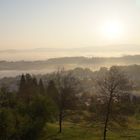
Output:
41,118,140,140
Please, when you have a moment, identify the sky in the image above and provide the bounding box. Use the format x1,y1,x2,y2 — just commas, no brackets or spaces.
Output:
0,0,140,60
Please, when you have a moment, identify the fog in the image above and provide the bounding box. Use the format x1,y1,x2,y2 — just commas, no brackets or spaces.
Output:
1,49,140,61
0,69,56,78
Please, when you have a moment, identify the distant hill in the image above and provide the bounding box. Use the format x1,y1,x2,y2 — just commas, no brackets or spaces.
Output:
0,55,140,71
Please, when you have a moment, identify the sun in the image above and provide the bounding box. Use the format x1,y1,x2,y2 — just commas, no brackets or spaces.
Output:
101,20,123,40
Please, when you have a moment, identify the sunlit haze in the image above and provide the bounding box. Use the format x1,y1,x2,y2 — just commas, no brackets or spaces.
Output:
101,20,124,40
1,0,140,60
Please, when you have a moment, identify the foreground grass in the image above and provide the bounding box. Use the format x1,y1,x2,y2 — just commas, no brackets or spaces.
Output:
41,118,140,140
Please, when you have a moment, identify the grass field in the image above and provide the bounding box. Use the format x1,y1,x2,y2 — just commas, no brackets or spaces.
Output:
40,118,140,140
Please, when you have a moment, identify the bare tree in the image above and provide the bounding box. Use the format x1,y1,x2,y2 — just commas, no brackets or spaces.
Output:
96,66,132,140
48,69,80,133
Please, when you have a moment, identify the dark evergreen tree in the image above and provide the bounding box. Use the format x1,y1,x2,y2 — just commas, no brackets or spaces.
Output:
47,80,58,101
19,74,26,95
19,74,39,102
39,79,45,94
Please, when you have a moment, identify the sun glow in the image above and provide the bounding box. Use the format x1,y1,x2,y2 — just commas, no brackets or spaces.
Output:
101,20,124,40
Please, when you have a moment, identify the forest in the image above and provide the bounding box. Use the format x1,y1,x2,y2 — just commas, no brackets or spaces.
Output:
0,66,140,140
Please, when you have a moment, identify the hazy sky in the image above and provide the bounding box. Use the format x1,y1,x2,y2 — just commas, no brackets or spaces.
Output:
0,0,140,59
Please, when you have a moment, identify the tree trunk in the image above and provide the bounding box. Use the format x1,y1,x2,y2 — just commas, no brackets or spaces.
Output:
59,110,62,133
103,93,113,140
